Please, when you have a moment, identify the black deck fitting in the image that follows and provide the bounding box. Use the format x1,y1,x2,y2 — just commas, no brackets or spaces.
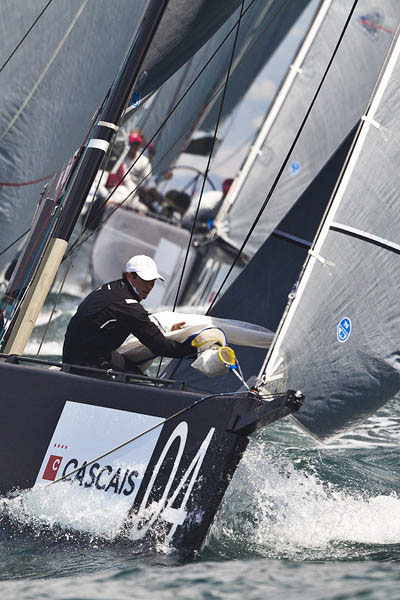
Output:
229,389,304,436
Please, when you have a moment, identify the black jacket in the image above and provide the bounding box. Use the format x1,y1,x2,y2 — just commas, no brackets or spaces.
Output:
62,277,193,367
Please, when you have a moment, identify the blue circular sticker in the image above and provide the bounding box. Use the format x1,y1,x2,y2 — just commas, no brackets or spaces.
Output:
290,161,300,176
337,317,351,343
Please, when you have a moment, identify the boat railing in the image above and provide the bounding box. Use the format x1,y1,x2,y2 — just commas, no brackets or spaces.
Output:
0,353,185,389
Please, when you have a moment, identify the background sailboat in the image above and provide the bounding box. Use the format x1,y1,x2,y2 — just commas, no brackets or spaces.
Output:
0,0,249,280
180,0,399,309
89,0,313,305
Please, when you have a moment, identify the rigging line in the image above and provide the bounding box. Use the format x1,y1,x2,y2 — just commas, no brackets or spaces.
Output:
0,0,89,143
65,0,260,254
0,0,54,74
0,173,54,188
48,389,258,487
155,0,247,379
206,0,360,315
172,0,247,313
0,229,29,259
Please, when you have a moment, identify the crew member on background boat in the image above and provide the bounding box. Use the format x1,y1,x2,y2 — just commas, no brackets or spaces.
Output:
87,130,152,217
117,130,152,212
182,177,233,232
62,255,193,372
163,189,191,222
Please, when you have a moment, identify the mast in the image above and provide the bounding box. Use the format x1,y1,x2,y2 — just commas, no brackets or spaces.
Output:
3,0,169,355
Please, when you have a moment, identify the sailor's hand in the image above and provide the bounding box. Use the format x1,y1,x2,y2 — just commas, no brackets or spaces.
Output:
172,321,185,331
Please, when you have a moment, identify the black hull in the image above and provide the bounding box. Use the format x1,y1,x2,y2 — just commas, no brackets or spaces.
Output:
0,359,300,557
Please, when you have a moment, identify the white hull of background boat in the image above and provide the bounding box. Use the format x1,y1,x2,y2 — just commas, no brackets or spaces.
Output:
91,209,196,308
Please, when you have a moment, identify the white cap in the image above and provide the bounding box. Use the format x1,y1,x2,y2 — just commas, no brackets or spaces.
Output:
125,255,165,281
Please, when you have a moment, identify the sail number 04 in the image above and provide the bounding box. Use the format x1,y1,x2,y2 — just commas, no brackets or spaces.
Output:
130,422,215,541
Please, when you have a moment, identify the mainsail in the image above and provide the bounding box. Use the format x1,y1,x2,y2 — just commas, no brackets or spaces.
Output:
0,0,246,273
214,0,399,259
258,24,400,439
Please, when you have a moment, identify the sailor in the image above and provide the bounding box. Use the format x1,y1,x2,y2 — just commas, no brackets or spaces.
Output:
62,255,193,372
96,130,152,213
119,130,152,212
182,177,233,232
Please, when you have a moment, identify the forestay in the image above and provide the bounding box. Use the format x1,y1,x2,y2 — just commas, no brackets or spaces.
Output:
258,25,400,439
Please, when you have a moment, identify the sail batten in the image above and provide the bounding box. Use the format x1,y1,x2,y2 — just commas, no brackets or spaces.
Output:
330,223,400,254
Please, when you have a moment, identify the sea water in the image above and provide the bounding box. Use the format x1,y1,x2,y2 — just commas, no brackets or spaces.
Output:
1,297,400,599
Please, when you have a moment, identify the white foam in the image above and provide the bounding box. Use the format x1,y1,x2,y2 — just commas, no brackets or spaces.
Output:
24,340,62,357
211,438,400,559
2,482,130,540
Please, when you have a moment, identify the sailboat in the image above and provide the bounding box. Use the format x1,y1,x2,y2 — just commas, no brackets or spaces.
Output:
2,0,399,559
0,0,305,558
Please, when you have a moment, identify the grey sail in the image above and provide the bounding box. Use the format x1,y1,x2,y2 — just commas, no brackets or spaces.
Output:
0,0,245,274
0,0,146,273
215,0,399,260
258,25,400,439
165,126,357,394
199,0,317,135
121,0,312,177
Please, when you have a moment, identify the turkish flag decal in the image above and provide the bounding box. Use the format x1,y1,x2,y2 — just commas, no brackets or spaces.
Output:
42,455,63,481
